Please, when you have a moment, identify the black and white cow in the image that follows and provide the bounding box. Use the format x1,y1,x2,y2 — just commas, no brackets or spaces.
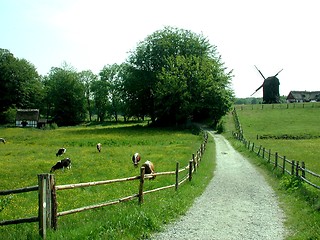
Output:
50,158,72,173
56,148,66,157
0,138,6,144
97,143,102,152
132,153,141,167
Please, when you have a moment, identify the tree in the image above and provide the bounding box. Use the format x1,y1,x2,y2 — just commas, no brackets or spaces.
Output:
99,64,124,122
79,70,97,121
91,77,110,122
45,65,86,126
126,27,234,126
0,48,44,123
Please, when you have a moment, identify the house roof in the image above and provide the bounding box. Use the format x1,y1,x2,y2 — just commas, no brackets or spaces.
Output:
287,91,320,101
16,109,39,121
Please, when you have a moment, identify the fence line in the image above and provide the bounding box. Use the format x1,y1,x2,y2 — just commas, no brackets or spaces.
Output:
234,102,320,111
0,132,208,239
232,108,320,189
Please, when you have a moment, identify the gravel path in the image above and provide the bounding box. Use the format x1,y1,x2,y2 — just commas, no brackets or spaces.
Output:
152,132,287,240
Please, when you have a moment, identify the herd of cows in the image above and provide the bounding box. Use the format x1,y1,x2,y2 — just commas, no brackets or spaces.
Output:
50,144,155,178
0,137,155,177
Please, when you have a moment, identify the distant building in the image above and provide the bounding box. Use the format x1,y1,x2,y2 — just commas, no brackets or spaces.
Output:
286,91,320,103
15,109,39,128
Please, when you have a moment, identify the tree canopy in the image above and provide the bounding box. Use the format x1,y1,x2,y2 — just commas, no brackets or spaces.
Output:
0,27,234,127
125,26,234,126
0,48,44,123
44,65,86,126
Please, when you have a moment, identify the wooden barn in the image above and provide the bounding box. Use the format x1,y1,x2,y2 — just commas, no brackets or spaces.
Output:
286,91,320,103
15,109,39,128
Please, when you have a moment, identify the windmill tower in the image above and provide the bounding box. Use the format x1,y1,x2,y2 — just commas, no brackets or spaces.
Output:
251,65,282,104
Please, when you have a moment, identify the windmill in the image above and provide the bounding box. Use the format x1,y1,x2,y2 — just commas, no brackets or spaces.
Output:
251,65,283,104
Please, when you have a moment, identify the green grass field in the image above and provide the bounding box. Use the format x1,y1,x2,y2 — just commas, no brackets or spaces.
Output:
0,122,215,239
225,102,320,239
235,103,320,174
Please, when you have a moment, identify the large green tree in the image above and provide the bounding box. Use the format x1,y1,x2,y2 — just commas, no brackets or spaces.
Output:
99,64,124,122
79,70,97,121
44,65,86,126
125,27,234,126
0,48,44,123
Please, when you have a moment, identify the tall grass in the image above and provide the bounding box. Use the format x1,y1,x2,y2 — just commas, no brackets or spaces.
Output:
225,103,320,239
0,122,215,239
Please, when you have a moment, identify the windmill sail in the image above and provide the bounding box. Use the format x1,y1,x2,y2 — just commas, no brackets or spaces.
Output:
274,69,283,77
251,83,263,96
254,65,266,80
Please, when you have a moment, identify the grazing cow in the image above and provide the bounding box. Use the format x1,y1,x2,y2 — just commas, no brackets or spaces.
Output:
0,138,6,144
56,148,66,157
142,160,155,179
50,158,72,173
132,152,141,167
97,143,102,152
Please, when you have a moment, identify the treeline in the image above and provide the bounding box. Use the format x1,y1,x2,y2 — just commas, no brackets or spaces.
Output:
0,27,234,126
235,96,288,105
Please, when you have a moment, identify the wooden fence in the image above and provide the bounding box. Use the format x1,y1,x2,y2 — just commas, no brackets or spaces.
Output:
234,102,320,111
232,108,320,189
0,132,208,239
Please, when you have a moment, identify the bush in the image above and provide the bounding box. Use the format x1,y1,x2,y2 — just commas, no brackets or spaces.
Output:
42,122,59,130
3,107,16,123
216,120,225,134
279,175,303,192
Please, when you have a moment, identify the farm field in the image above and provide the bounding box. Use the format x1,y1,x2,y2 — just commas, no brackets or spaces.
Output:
234,103,320,174
0,122,215,239
225,103,320,239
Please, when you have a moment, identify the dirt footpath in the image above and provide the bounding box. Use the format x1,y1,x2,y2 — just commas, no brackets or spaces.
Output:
152,132,287,240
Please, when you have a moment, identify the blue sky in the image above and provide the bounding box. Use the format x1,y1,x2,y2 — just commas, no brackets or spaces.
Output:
1,0,319,98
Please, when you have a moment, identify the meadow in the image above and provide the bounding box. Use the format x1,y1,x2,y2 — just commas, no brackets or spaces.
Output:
0,122,215,239
234,103,320,173
225,102,320,239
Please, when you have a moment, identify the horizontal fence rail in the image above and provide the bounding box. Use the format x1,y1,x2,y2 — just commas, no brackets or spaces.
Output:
0,132,208,239
0,185,38,195
234,102,320,111
232,108,320,190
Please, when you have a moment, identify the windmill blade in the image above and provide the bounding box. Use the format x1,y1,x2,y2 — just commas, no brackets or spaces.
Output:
254,65,266,80
274,69,283,77
250,84,263,96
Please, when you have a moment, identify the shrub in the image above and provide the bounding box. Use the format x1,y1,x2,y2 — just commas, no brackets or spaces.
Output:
216,120,225,134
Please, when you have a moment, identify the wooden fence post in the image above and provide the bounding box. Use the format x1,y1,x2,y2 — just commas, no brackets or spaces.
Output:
175,162,179,191
275,152,278,168
301,162,306,179
49,175,57,230
291,160,295,176
192,154,196,172
257,145,262,156
38,174,54,240
251,142,255,152
296,161,300,177
262,147,265,160
268,149,271,163
139,167,145,204
282,156,286,174
189,160,193,181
